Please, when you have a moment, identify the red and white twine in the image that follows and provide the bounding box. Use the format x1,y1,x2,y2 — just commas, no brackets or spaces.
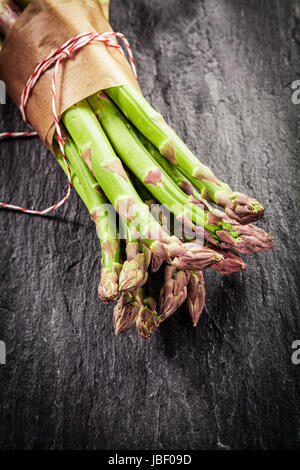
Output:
0,31,137,215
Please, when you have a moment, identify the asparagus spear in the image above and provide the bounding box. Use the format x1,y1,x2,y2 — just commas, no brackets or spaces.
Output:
52,135,121,303
128,169,156,207
53,141,90,209
114,284,161,339
186,271,206,327
158,265,190,320
105,84,264,224
88,92,273,255
127,173,166,272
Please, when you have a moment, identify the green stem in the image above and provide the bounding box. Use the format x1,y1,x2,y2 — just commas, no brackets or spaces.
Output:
127,169,155,205
53,135,120,265
53,140,89,209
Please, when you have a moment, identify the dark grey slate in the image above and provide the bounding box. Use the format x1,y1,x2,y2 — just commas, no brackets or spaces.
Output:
0,0,299,450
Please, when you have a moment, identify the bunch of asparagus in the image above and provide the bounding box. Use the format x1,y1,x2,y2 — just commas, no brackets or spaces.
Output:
0,0,273,339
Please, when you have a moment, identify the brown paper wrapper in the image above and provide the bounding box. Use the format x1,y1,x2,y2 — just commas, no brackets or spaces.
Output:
0,0,140,149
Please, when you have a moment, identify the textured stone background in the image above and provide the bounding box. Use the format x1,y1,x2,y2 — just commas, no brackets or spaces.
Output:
0,0,299,450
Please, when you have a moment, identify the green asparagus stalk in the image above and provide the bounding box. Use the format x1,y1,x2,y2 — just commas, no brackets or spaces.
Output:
88,92,273,255
186,271,206,327
127,172,166,272
105,84,264,224
128,169,156,207
52,135,121,303
158,265,190,319
114,284,161,338
53,141,90,209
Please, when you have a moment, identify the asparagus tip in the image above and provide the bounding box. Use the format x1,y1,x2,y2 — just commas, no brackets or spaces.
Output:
136,296,161,339
113,291,139,335
119,259,147,291
98,266,121,303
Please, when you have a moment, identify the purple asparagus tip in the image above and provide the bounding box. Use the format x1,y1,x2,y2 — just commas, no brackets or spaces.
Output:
119,242,150,291
186,271,206,327
214,189,265,225
113,291,140,335
158,265,190,319
98,265,121,303
207,208,273,254
136,295,162,339
207,244,246,274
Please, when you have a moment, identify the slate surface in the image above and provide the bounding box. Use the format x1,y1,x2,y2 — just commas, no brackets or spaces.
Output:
0,0,299,450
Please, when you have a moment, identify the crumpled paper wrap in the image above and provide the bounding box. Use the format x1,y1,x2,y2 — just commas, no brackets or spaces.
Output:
0,0,139,149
